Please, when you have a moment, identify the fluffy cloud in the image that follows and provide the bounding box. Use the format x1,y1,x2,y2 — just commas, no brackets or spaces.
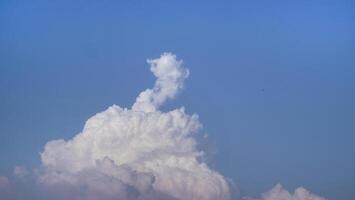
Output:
39,53,231,200
132,53,189,112
1,52,326,200
244,184,326,200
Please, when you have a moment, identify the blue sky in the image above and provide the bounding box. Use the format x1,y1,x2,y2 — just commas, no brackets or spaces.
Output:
0,0,354,199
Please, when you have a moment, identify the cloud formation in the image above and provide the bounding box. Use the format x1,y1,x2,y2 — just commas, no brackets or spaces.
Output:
0,53,327,200
39,53,230,200
132,53,189,112
244,184,325,200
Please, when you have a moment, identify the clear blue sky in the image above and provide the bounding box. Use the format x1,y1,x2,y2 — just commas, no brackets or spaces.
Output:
0,0,354,199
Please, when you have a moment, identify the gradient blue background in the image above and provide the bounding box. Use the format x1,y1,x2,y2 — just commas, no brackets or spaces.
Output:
0,1,354,199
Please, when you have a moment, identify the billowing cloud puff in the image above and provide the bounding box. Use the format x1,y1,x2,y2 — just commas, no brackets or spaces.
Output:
132,53,189,113
244,184,326,200
39,53,231,200
32,52,328,200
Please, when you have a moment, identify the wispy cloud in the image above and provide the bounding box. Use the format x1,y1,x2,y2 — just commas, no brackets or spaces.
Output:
0,176,9,189
14,166,29,179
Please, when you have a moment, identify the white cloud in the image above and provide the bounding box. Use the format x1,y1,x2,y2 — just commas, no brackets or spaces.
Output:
132,52,189,112
243,184,326,200
39,53,230,200
10,52,326,200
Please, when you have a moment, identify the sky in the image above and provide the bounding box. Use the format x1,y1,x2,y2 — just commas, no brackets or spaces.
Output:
0,0,355,199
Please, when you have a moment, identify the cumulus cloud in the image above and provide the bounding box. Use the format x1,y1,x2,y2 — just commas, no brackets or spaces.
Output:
38,53,230,200
0,52,326,200
132,52,189,112
243,184,326,200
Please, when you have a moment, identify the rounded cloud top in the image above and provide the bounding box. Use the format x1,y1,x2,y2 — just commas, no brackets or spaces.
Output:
37,53,326,200
39,53,231,200
132,52,189,113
